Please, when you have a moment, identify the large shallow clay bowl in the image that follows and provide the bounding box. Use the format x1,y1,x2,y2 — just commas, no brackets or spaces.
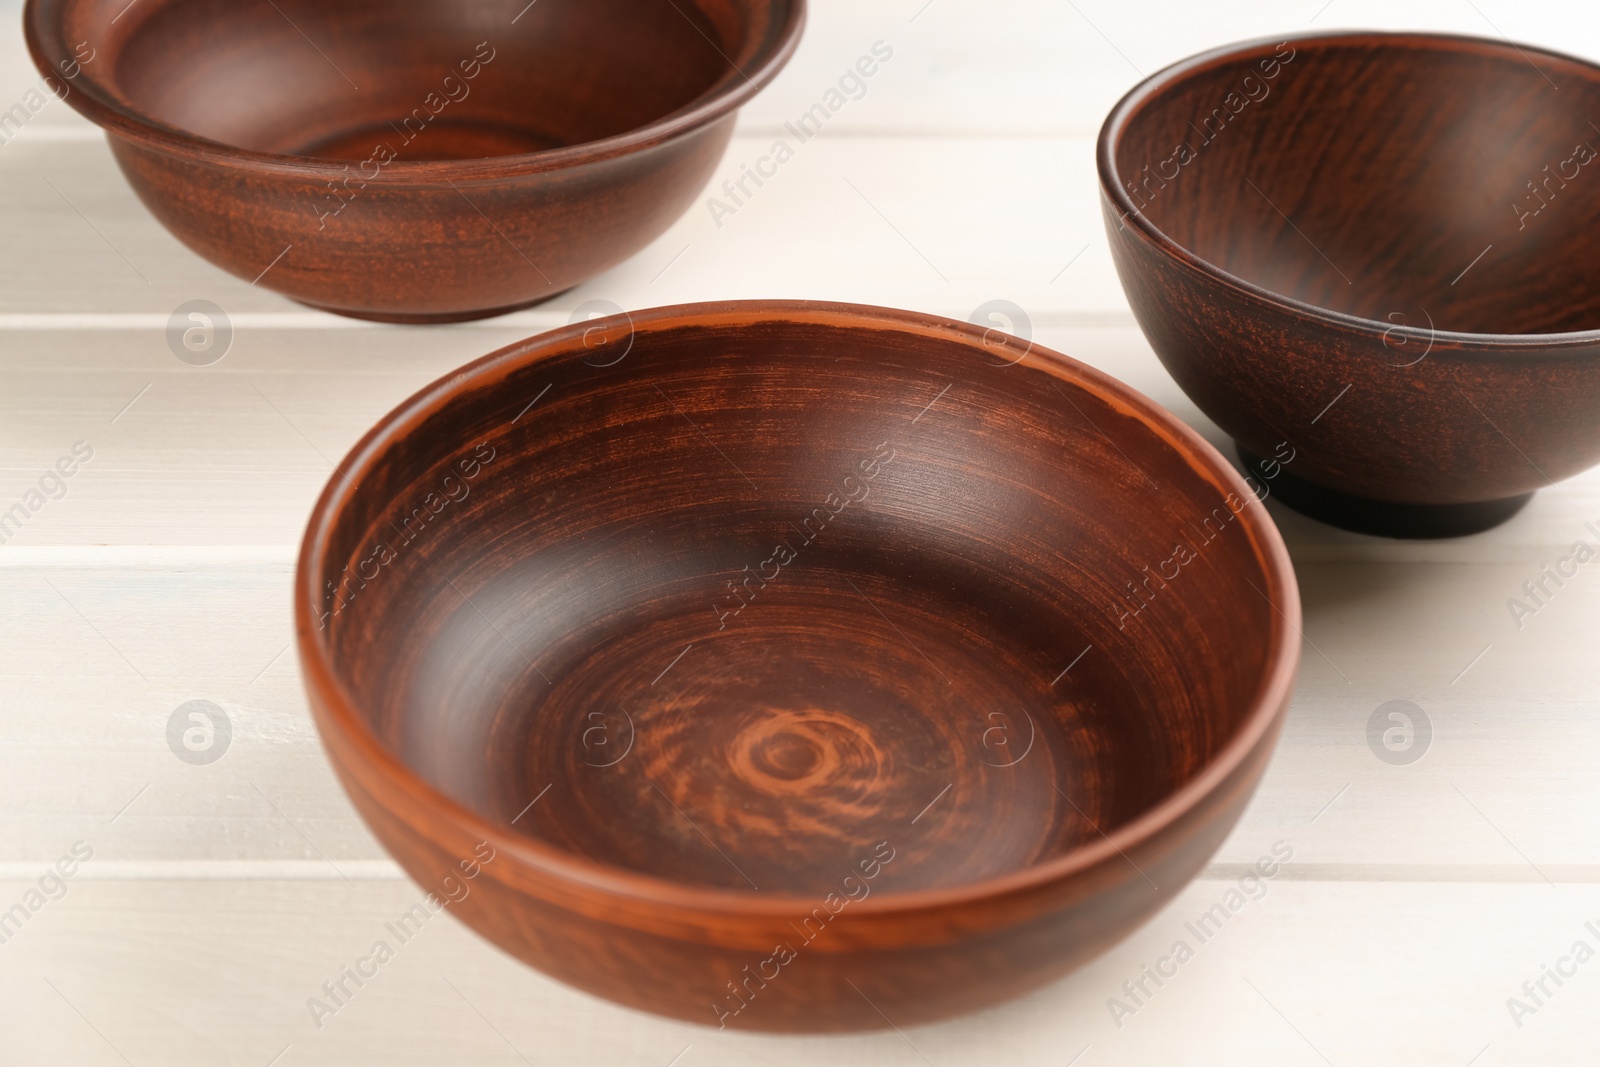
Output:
1101,31,1600,537
24,0,802,322
295,300,1299,1030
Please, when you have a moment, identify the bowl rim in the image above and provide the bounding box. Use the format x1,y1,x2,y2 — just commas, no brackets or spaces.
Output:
1098,29,1600,354
23,0,805,179
294,299,1302,918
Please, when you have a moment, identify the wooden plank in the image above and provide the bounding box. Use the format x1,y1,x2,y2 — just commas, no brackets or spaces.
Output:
0,875,1595,1064
1,554,1597,873
0,133,1117,316
3,324,1599,558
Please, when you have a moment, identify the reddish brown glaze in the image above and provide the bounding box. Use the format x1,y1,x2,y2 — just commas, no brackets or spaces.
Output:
294,301,1299,1030
25,0,802,321
1100,32,1600,537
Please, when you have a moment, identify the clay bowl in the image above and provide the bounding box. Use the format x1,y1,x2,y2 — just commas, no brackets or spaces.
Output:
1100,31,1600,537
24,0,802,322
295,300,1299,1030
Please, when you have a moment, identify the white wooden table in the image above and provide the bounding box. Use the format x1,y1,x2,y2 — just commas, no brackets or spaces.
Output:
3,1,1599,1063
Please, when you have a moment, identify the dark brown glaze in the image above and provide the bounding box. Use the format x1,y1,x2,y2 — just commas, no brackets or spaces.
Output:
25,0,802,322
294,301,1300,1030
1100,32,1600,537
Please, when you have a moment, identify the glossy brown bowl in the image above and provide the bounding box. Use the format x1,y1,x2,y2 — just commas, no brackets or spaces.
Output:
294,301,1300,1031
25,0,802,322
1101,31,1600,538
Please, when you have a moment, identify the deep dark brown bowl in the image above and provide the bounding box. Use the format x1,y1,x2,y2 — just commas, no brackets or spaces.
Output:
25,0,802,322
294,301,1300,1030
1100,31,1600,537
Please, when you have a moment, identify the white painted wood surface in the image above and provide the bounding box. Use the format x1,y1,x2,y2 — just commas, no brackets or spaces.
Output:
2,0,1599,1063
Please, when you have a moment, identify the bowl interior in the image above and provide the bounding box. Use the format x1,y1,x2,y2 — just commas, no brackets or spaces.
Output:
1112,34,1600,335
310,309,1281,896
98,0,747,159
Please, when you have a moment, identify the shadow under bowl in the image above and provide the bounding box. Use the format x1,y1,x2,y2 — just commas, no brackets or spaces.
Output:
295,301,1299,1030
1100,31,1600,538
25,0,803,321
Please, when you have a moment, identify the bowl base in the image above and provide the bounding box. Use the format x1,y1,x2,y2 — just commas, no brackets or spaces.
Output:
481,586,1128,895
295,285,575,324
1237,445,1534,538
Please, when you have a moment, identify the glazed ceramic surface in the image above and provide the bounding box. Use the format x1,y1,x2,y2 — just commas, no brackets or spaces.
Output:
25,0,803,321
1100,31,1600,537
295,301,1300,1030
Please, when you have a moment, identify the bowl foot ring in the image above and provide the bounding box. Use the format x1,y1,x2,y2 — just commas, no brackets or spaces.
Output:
294,284,578,324
1236,445,1534,539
